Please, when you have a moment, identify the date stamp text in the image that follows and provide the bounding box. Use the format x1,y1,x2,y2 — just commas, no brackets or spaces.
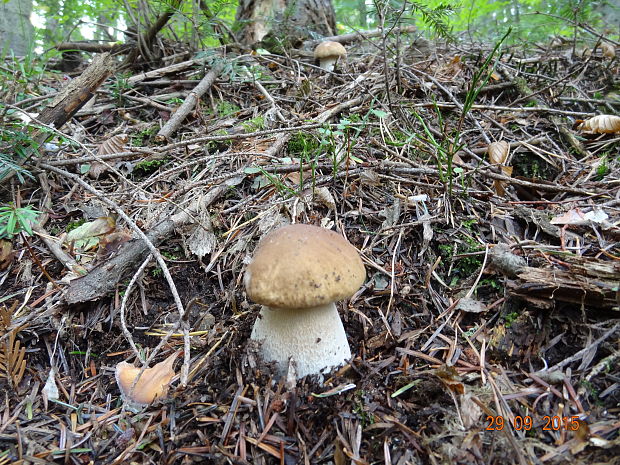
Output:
485,415,581,431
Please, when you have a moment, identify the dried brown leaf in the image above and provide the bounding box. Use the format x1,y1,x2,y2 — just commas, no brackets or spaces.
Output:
97,230,133,260
97,134,129,155
89,134,129,178
488,141,510,165
65,217,117,252
0,303,28,388
577,115,620,134
460,392,482,429
334,439,347,465
0,239,14,271
435,366,465,395
313,186,336,210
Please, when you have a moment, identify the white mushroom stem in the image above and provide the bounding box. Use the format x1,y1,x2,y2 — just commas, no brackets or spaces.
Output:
251,303,351,379
319,57,338,72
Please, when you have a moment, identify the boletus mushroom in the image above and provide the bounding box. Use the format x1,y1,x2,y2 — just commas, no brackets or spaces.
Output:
313,41,347,72
245,223,365,379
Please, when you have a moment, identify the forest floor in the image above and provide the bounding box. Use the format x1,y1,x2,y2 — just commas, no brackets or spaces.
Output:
0,34,619,465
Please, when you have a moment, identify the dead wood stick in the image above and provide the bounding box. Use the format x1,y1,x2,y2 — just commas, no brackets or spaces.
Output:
410,101,594,118
468,137,546,155
509,258,620,310
121,0,183,69
303,25,418,47
316,96,366,123
258,95,368,158
497,67,589,159
127,57,203,84
35,53,116,131
156,62,225,141
32,224,85,276
31,173,86,276
39,164,187,311
57,174,243,304
0,53,116,184
240,66,286,122
56,42,129,54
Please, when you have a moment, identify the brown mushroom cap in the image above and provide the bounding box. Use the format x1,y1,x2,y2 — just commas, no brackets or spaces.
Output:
245,224,365,309
313,41,347,60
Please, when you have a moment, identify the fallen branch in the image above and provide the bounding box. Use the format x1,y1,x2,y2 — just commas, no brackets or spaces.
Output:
57,174,244,304
156,62,225,141
508,255,620,310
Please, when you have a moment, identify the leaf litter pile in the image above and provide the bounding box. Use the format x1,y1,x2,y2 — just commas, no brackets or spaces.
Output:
0,34,619,465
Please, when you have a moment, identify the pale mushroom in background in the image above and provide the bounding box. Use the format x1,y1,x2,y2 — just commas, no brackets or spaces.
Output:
245,223,365,379
313,41,347,72
115,351,178,409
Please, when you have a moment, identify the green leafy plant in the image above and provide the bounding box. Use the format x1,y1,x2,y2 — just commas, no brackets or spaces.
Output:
0,204,40,239
503,311,519,327
438,228,484,286
110,74,132,103
595,156,610,180
134,158,168,176
0,123,38,183
286,132,322,193
66,218,86,233
318,119,364,179
256,167,297,197
412,29,510,195
241,115,265,132
215,101,240,117
161,248,181,260
287,131,320,157
131,126,158,146
404,0,454,38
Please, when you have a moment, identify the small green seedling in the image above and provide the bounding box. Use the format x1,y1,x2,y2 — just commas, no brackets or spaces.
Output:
0,204,40,239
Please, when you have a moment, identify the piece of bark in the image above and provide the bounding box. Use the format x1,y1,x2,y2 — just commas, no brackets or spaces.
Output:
39,52,116,130
1,53,116,184
488,243,527,278
63,176,243,304
508,256,620,310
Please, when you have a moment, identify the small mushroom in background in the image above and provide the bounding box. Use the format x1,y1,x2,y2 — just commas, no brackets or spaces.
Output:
313,41,347,72
245,223,365,380
115,351,178,410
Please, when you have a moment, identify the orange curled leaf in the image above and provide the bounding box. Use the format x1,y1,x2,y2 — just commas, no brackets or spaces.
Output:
577,115,620,134
488,141,512,196
115,351,178,407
